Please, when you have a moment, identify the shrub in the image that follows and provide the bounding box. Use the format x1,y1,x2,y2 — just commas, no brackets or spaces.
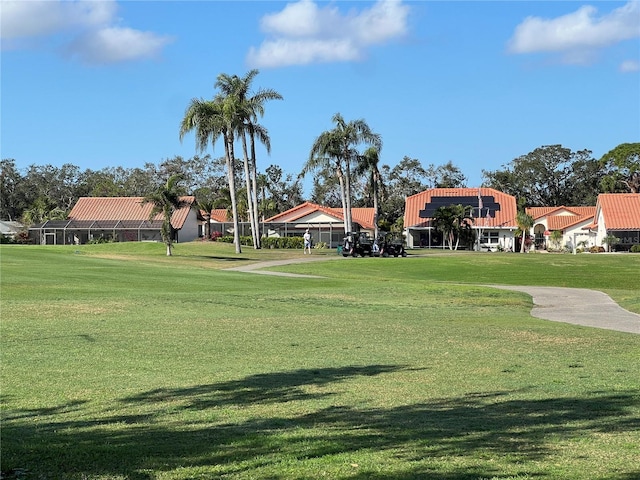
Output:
218,235,254,246
262,236,304,249
589,246,605,253
631,244,640,253
210,231,223,241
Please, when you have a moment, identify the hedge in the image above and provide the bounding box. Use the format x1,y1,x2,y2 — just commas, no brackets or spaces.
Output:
217,235,304,249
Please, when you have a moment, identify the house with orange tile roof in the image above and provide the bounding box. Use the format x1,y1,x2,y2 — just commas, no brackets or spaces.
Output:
526,206,597,251
29,196,199,245
403,188,519,250
264,201,376,248
584,193,640,251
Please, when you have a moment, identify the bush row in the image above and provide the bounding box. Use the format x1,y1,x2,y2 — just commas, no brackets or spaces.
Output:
216,235,307,249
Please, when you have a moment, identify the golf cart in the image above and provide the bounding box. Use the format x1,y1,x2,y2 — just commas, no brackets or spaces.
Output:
342,231,375,257
377,232,407,257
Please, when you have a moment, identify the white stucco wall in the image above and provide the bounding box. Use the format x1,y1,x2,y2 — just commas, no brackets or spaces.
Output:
177,208,200,243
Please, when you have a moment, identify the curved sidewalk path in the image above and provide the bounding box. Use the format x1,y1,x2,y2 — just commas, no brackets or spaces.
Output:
225,257,640,334
489,285,640,334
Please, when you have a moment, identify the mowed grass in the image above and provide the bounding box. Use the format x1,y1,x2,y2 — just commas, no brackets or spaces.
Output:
1,243,639,480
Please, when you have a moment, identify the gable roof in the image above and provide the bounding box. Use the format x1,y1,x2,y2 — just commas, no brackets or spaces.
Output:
526,205,596,232
404,188,518,228
265,202,375,229
527,206,595,220
202,209,230,223
596,193,640,230
69,196,196,230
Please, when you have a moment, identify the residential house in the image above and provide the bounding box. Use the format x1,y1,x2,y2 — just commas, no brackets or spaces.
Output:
404,187,519,250
526,206,596,251
585,193,640,251
0,220,25,240
264,201,376,248
29,196,199,245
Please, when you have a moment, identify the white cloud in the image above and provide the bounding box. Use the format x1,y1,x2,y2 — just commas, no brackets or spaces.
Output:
620,59,640,72
507,1,640,64
67,27,173,65
247,0,410,68
0,0,116,39
0,0,173,64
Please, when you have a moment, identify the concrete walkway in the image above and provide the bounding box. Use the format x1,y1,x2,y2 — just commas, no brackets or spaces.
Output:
225,257,640,334
489,285,640,334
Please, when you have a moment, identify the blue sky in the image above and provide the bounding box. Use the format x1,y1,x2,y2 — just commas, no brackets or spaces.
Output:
2,0,639,193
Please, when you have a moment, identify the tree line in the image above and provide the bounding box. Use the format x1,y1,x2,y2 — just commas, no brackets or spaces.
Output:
1,68,638,253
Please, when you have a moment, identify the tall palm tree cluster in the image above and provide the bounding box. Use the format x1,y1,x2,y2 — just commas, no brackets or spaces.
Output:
179,70,282,254
303,113,383,236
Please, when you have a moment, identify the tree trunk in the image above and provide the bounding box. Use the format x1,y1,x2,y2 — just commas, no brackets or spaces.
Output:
240,134,258,249
373,174,379,240
225,135,242,254
344,155,353,234
250,135,261,249
336,164,348,234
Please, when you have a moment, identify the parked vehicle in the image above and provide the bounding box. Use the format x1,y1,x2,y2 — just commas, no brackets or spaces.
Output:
377,232,407,257
342,232,375,257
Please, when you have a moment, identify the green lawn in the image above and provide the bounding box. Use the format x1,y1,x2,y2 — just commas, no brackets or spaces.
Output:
1,243,639,479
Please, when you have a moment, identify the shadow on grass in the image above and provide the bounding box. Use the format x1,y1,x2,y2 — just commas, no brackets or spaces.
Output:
2,365,639,479
120,364,405,409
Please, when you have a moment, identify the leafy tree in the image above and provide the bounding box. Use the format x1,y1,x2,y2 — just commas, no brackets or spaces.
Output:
142,174,188,256
308,167,343,208
379,156,431,226
1,159,27,221
482,145,597,206
516,211,534,253
262,165,303,213
599,142,640,193
430,160,467,188
432,204,473,251
306,113,381,233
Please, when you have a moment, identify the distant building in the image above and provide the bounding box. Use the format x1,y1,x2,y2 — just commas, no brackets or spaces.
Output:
0,220,25,240
29,196,199,245
264,201,376,248
585,193,640,251
526,206,596,251
404,188,519,250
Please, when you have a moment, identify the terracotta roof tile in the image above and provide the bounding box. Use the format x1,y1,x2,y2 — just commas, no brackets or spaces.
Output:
598,193,640,230
526,206,596,232
69,197,195,230
210,209,230,222
404,188,518,228
265,202,375,229
527,206,595,220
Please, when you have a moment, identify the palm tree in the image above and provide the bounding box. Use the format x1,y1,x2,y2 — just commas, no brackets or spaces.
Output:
355,145,385,240
196,198,216,240
306,113,381,233
215,70,282,249
433,204,474,250
142,174,188,256
21,197,66,225
550,230,563,251
179,96,243,253
516,211,534,253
